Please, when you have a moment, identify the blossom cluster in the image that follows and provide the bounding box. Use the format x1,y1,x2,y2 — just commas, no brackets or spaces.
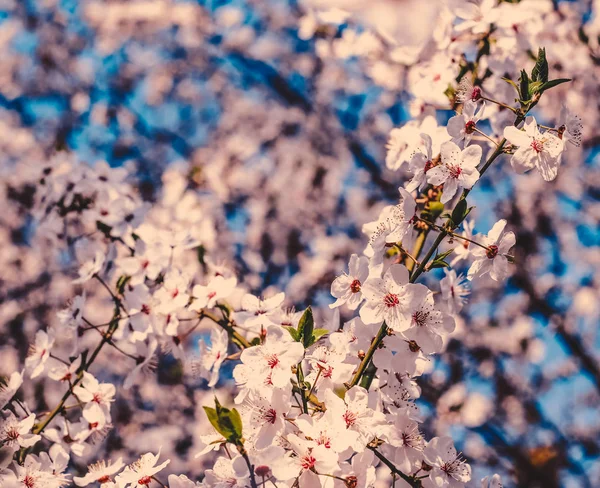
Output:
0,0,595,487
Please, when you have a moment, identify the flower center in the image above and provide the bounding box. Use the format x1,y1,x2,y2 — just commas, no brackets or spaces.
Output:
317,433,331,448
343,410,358,427
383,293,400,308
412,310,429,327
266,354,279,369
470,87,482,101
301,455,316,470
486,245,499,259
350,279,361,293
138,476,153,485
465,120,476,134
5,427,20,441
424,160,435,173
264,408,277,424
448,164,462,179
530,139,544,153
97,475,111,483
23,475,36,488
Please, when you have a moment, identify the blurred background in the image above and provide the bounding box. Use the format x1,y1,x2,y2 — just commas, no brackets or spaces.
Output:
0,0,599,486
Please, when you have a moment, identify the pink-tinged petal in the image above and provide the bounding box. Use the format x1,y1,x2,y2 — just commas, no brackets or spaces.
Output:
510,147,537,174
447,114,466,139
360,302,383,325
442,314,456,334
523,116,539,137
499,231,516,254
399,188,417,217
441,178,459,204
490,256,509,282
387,264,410,286
357,256,370,282
361,278,385,301
461,144,482,169
426,166,448,186
420,132,433,157
440,141,462,166
331,276,351,298
463,100,477,118
467,258,488,280
459,167,480,189
537,152,561,182
487,219,507,243
503,126,532,147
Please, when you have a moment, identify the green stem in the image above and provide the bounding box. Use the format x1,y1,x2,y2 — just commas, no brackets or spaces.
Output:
295,363,309,414
409,231,447,283
32,312,120,436
239,448,259,488
201,310,251,349
368,446,420,487
347,323,388,389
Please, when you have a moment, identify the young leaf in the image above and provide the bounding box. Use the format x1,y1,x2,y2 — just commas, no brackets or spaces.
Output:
519,70,530,103
203,406,221,434
450,199,473,229
310,328,330,345
286,327,299,342
539,78,571,93
297,306,314,349
204,398,244,444
531,47,548,83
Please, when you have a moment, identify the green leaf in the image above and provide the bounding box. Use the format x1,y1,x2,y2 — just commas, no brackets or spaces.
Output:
204,398,244,444
436,248,454,261
311,328,330,344
528,81,543,97
531,47,548,83
429,249,453,270
297,307,315,349
429,260,450,270
539,78,571,93
519,69,530,102
450,199,473,229
286,327,299,342
203,406,221,434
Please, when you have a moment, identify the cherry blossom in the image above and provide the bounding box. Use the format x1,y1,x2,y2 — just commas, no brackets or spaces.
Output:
440,269,470,315
25,330,55,379
503,116,565,181
468,220,516,282
73,458,124,487
426,141,482,204
423,436,472,487
360,264,424,333
0,413,40,451
116,451,170,488
447,100,486,147
329,254,369,310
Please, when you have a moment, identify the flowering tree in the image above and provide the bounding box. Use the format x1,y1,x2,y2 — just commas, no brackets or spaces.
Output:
0,1,599,487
